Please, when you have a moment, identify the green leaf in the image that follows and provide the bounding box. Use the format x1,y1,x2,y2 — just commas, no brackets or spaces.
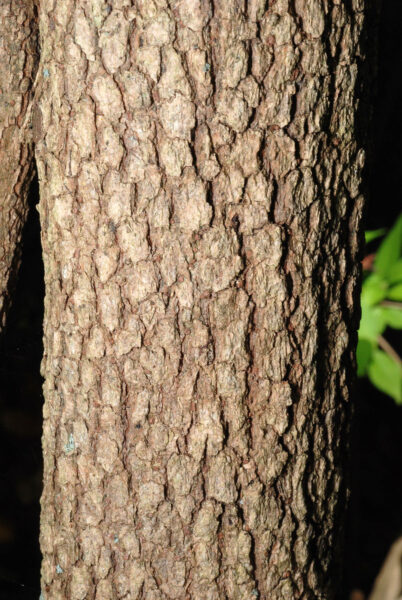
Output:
382,306,402,329
361,273,388,307
358,304,386,341
368,349,402,404
387,283,402,301
365,228,386,244
356,338,373,376
375,214,402,278
388,259,402,284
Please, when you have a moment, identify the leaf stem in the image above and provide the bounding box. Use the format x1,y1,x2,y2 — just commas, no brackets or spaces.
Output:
377,335,402,365
380,300,402,310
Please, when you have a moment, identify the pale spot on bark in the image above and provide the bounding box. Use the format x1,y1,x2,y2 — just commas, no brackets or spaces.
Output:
122,137,155,183
70,565,91,600
137,166,162,200
186,48,212,101
261,12,297,46
91,76,124,120
159,136,193,177
174,277,194,309
251,39,273,83
64,329,83,358
94,247,119,284
56,456,76,487
52,194,73,228
71,99,95,157
107,473,130,507
127,386,150,423
101,365,121,407
206,451,237,503
232,129,262,177
147,193,170,229
136,45,161,82
103,172,131,220
264,382,293,435
85,325,106,358
129,561,146,598
238,74,261,108
113,316,142,355
98,282,121,332
126,260,158,304
99,10,129,73
195,124,221,180
248,0,267,22
159,94,195,140
73,420,89,451
139,346,165,384
74,8,96,60
167,453,196,496
244,224,283,266
96,122,124,169
137,294,166,330
52,0,74,29
96,545,112,579
295,0,325,37
192,501,222,587
216,89,251,133
221,42,248,88
138,481,164,514
118,70,151,109
143,11,174,47
244,172,271,208
275,167,316,222
174,0,209,31
258,83,296,128
173,174,211,231
117,219,150,264
63,37,87,103
77,161,101,202
95,578,113,600
158,47,192,100
81,527,103,566
264,130,297,179
154,550,186,597
96,434,119,472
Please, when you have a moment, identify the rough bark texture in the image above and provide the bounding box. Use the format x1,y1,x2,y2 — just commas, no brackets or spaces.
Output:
36,1,365,599
0,0,38,328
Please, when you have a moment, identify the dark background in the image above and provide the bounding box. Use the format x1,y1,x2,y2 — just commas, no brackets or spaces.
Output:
0,3,401,598
344,0,402,597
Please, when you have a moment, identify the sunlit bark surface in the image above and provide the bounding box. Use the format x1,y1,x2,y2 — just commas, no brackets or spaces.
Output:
0,0,38,328
36,1,365,598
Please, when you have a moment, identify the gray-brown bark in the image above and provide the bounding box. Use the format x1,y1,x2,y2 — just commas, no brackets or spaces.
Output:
0,0,38,328
35,1,366,599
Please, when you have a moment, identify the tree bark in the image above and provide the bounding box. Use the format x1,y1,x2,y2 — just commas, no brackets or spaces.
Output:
0,0,38,328
36,1,366,599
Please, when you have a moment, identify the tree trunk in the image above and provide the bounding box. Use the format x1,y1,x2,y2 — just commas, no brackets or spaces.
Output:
0,0,38,328
35,1,366,599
